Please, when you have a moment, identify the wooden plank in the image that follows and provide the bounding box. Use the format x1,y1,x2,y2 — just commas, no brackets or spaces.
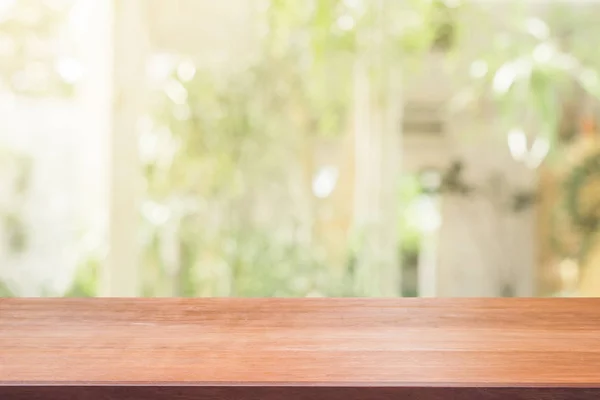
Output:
1,387,598,400
1,299,600,399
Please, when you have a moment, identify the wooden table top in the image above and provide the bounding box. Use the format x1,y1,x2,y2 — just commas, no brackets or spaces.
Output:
1,298,600,399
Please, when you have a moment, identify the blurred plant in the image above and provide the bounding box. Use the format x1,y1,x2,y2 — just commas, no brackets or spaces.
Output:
0,147,32,255
457,3,600,160
139,0,454,297
0,280,13,297
0,0,76,296
64,253,100,297
142,62,345,296
434,159,536,213
0,146,32,296
0,0,76,96
398,174,427,297
556,137,600,264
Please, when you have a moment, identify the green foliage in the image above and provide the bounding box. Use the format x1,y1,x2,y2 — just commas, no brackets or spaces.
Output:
398,174,422,252
140,0,449,297
564,151,600,234
9,0,596,297
142,61,348,296
0,147,33,295
64,255,100,297
462,3,600,156
0,147,32,255
0,280,14,297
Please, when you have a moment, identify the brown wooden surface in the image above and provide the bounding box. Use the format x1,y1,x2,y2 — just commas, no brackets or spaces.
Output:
2,298,600,399
2,386,600,400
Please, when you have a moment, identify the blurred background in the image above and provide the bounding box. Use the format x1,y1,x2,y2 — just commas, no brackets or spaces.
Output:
1,0,600,297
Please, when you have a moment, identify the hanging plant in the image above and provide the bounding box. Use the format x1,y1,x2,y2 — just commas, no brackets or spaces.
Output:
563,141,600,234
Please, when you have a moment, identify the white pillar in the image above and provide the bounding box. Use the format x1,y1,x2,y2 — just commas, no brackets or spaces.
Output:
103,0,149,296
75,0,112,268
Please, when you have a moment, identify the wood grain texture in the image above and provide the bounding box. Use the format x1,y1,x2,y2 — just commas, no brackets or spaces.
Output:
2,298,600,399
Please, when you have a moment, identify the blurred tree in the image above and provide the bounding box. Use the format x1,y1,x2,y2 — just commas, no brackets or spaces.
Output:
0,146,32,296
67,0,600,297
0,0,75,296
139,0,452,297
456,3,600,158
462,3,600,295
0,0,76,96
0,148,32,255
